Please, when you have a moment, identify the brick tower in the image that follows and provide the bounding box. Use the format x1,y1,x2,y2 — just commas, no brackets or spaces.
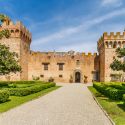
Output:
0,17,31,80
98,32,125,82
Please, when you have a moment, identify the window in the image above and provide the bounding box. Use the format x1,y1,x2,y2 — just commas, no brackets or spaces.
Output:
57,63,64,71
59,75,63,78
76,60,80,65
44,64,48,70
42,63,49,70
40,75,44,77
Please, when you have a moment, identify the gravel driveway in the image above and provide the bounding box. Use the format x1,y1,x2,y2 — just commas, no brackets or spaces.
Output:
0,83,112,125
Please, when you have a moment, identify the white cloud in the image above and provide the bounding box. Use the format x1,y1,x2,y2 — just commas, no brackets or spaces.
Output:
101,0,122,7
56,41,97,53
32,8,125,47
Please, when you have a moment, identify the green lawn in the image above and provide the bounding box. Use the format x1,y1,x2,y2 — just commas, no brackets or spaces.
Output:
0,86,60,113
88,86,125,125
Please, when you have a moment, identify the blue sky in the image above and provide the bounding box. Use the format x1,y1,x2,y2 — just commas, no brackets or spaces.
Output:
0,0,125,52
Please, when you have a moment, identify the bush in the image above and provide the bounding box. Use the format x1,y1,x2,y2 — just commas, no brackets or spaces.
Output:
0,82,9,87
0,81,47,89
0,90,9,103
123,94,125,105
93,82,125,100
7,82,56,96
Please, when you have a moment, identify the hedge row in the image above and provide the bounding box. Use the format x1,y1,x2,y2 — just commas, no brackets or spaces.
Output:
0,90,9,103
108,83,125,90
6,82,56,96
0,81,47,88
123,94,125,104
93,82,125,100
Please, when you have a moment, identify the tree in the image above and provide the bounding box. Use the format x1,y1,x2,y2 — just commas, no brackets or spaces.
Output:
0,14,11,39
110,47,125,81
0,14,21,76
0,44,21,75
110,48,125,72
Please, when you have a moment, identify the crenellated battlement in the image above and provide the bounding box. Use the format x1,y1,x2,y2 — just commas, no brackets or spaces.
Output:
98,31,125,51
0,17,32,43
29,51,98,59
103,32,125,40
82,52,97,56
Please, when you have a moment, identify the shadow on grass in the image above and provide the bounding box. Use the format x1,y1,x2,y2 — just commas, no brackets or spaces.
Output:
117,103,125,111
0,99,11,104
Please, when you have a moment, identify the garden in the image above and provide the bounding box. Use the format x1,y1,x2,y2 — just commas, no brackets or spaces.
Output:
89,82,125,125
0,81,59,112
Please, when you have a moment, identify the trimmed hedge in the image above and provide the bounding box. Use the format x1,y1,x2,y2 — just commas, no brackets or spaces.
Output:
93,82,125,100
0,81,38,85
0,81,47,89
123,94,125,101
0,90,9,103
6,82,56,96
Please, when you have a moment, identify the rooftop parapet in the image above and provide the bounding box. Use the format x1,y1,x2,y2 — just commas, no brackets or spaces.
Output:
103,32,125,40
0,17,32,43
30,51,98,57
98,31,125,50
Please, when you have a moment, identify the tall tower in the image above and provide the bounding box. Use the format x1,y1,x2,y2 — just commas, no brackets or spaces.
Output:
0,17,31,80
98,32,125,82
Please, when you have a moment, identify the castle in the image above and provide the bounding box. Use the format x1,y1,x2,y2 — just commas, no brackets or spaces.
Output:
0,17,124,83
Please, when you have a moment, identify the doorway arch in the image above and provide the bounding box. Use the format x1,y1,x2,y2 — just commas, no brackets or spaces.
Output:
75,72,81,83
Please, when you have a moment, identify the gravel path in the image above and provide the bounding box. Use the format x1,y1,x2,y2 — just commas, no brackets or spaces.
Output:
0,83,112,125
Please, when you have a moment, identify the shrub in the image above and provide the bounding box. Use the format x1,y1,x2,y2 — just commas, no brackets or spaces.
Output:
0,81,47,89
7,82,56,96
0,82,9,87
0,90,9,103
123,94,125,105
93,82,125,100
123,94,125,101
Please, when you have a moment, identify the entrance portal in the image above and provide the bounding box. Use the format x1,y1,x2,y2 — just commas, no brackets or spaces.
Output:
75,72,81,83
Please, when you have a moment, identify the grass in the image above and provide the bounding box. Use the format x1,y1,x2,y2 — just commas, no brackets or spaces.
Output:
88,86,125,125
0,86,60,113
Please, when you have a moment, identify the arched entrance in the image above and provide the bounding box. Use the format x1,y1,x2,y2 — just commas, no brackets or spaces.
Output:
75,72,81,83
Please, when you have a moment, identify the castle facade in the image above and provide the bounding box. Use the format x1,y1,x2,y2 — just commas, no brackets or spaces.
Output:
0,18,123,83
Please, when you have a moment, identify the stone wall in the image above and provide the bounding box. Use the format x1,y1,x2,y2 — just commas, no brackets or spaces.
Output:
0,17,31,81
28,51,99,83
98,32,125,82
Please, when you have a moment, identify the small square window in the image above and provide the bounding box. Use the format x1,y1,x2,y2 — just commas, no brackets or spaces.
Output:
42,63,49,70
40,75,44,77
57,63,64,71
59,75,63,78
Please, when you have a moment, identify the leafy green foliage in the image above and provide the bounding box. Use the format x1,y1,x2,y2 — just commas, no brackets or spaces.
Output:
0,30,10,39
110,59,122,71
89,86,125,125
0,44,21,75
110,47,125,72
0,14,7,22
4,82,56,96
0,14,11,39
0,14,20,75
93,82,125,100
0,90,9,103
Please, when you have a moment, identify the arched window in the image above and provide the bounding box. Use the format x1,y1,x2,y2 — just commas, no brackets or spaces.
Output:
113,41,117,48
118,41,121,48
105,42,108,48
109,41,112,48
122,41,125,48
